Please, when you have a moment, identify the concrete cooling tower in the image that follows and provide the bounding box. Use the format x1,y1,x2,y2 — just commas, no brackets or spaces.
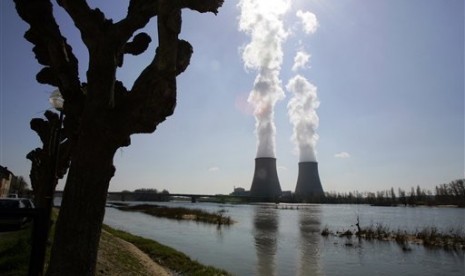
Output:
294,161,324,199
250,157,282,199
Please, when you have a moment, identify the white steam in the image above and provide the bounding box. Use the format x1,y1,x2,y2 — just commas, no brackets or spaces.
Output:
292,50,311,72
238,0,290,158
296,10,319,34
286,75,319,162
287,10,320,162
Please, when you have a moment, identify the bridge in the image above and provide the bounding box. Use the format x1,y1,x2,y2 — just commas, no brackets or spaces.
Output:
54,191,273,203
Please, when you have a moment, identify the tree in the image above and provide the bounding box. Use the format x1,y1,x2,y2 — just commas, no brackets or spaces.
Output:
390,187,396,203
9,175,29,195
13,0,223,274
408,187,416,205
26,110,70,208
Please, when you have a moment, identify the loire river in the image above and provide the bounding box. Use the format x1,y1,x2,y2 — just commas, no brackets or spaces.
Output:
103,202,464,275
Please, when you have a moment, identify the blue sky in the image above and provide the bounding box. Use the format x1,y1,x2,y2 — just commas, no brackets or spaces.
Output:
1,0,463,194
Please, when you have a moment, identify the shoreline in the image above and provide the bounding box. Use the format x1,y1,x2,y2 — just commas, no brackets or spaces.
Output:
101,224,231,276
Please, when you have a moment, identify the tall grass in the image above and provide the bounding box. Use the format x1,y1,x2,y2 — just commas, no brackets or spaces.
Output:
321,223,465,251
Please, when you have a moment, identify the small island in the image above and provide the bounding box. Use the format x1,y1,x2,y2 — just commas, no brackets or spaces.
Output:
116,204,234,226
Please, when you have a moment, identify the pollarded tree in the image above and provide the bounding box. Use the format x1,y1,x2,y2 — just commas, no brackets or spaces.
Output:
27,110,70,209
13,0,223,274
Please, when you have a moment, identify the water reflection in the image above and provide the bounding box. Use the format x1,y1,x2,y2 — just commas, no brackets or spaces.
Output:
298,206,322,276
104,203,464,276
253,205,279,276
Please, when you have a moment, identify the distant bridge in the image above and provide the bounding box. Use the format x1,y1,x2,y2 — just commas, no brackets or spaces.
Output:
54,191,272,203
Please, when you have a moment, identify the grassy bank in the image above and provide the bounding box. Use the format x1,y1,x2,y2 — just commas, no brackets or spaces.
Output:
117,204,234,225
102,224,230,275
0,211,230,275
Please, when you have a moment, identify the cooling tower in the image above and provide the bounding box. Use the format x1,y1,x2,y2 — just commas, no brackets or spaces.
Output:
294,162,324,199
250,157,282,199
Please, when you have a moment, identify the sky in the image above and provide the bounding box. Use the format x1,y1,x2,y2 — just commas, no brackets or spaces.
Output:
0,0,463,195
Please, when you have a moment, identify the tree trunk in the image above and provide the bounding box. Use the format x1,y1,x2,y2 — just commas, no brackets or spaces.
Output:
46,125,117,275
12,1,224,274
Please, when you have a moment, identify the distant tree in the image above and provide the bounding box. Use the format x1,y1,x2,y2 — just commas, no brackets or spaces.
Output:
449,179,465,198
9,175,29,195
14,0,223,274
408,187,416,205
398,188,407,206
435,179,465,206
390,187,396,203
134,188,158,193
416,185,424,202
366,192,376,204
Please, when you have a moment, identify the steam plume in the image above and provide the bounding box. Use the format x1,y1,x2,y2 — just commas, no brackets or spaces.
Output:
286,75,319,162
296,10,319,34
292,50,311,72
287,10,320,162
238,0,290,158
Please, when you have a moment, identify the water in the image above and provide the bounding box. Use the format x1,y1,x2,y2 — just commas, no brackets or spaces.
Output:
103,202,465,275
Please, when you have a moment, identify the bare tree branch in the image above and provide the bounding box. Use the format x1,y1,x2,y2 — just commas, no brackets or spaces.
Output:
56,0,103,45
14,0,84,143
177,0,224,14
115,0,159,42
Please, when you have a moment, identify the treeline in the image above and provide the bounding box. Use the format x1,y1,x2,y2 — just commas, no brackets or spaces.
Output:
322,179,465,207
120,188,170,201
8,175,30,196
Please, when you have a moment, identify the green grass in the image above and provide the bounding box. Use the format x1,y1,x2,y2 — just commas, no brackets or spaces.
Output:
102,224,231,276
97,230,149,275
0,226,33,276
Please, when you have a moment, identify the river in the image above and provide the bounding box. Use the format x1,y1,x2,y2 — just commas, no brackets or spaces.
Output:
103,202,464,275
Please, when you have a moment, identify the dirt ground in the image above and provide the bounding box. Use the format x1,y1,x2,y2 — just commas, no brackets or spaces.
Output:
96,230,172,276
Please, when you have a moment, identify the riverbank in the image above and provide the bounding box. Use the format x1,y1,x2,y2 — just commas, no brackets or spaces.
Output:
102,224,230,275
0,222,229,275
97,228,171,275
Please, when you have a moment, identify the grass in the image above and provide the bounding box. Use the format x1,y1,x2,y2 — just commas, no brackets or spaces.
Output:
1,208,230,275
0,226,33,275
117,204,234,225
102,224,231,276
322,223,465,251
97,229,151,275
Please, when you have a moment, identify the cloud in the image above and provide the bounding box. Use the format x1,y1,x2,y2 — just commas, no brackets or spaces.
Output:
334,152,350,159
208,166,220,172
296,10,319,34
278,165,288,171
292,50,311,72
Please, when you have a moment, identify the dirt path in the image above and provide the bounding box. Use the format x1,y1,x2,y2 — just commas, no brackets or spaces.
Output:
97,230,172,276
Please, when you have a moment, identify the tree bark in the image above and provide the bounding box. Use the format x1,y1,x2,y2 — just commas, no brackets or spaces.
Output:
47,124,117,275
